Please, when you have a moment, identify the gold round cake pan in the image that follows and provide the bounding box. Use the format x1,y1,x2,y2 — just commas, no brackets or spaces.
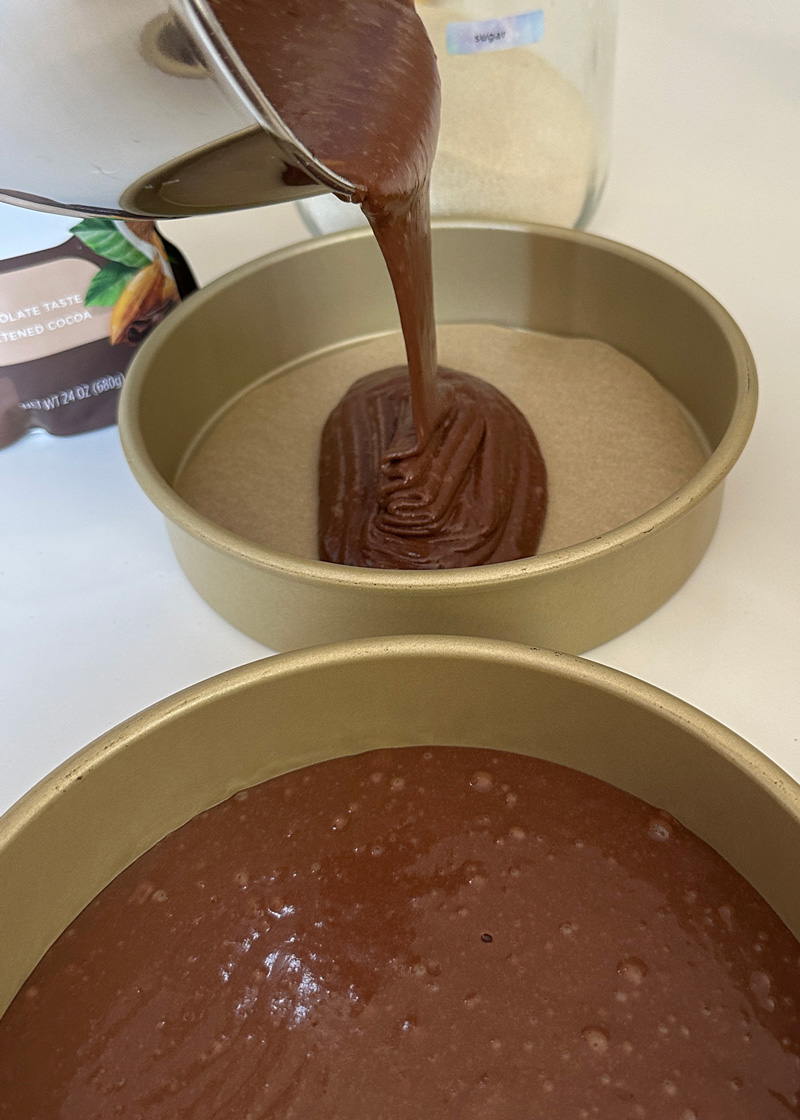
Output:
119,222,756,653
2,636,798,1018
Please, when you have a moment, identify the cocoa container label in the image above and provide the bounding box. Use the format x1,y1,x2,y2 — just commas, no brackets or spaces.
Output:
0,217,181,448
0,258,112,365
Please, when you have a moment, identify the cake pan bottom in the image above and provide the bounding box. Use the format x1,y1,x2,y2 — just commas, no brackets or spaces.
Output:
175,323,708,562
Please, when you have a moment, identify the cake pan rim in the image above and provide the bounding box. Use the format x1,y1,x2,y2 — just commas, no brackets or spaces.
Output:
119,220,757,590
2,635,797,848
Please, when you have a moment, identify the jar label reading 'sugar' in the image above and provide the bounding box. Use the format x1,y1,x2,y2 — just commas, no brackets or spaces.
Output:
445,10,544,55
0,213,187,449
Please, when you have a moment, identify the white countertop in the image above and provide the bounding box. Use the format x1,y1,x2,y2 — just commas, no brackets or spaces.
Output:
2,0,799,817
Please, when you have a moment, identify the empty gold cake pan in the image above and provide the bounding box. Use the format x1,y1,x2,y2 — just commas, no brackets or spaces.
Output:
2,635,799,1018
118,222,757,653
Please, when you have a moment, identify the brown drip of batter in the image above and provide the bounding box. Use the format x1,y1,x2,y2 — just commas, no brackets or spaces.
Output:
319,367,547,567
208,0,548,569
1,746,798,1118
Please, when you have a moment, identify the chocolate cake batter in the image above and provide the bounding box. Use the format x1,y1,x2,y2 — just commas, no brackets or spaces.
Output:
208,0,548,569
319,367,547,567
1,746,798,1118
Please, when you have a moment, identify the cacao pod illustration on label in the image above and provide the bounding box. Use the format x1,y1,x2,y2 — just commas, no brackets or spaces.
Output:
70,218,179,346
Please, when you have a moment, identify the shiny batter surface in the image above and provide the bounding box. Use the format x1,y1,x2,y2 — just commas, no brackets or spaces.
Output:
1,746,799,1118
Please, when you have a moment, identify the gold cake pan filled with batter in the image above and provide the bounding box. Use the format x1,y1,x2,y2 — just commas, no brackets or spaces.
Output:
119,222,756,653
2,636,799,1019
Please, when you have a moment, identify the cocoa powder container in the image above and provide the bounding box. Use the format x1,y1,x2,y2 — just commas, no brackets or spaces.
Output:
0,206,195,448
118,222,756,653
2,635,799,1024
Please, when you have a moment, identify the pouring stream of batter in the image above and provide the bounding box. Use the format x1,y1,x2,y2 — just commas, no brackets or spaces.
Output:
209,0,547,567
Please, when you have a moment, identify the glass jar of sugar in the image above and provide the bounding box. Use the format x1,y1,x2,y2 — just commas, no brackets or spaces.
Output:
299,0,617,234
